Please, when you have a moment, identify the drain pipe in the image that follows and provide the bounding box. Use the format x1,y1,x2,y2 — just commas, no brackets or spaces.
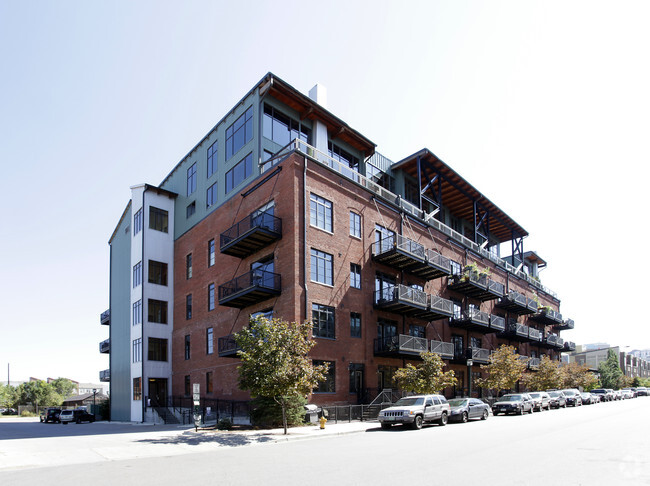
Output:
303,156,309,320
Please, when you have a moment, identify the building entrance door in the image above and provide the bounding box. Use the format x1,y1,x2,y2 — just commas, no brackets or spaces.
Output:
148,378,168,407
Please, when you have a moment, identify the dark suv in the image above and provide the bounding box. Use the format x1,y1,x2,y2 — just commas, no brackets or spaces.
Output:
60,408,95,424
41,408,62,423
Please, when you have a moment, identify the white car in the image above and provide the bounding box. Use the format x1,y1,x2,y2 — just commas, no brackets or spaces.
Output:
59,410,75,424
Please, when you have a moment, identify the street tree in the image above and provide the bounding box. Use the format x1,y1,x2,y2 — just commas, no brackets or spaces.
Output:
16,380,60,411
522,355,563,391
235,316,328,435
475,345,528,395
0,384,17,408
560,362,598,390
394,352,457,394
598,349,623,389
49,378,77,399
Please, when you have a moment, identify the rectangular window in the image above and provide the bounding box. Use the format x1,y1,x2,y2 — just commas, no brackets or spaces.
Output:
206,182,217,207
186,201,196,218
132,299,142,326
149,207,168,233
206,372,213,394
184,335,191,360
350,312,361,338
186,294,192,320
184,375,191,396
148,337,168,361
450,260,462,276
206,327,214,355
133,377,142,401
208,239,215,266
310,193,332,232
187,162,197,196
311,249,333,286
409,325,425,338
148,260,168,286
263,103,311,146
350,263,361,289
225,106,253,160
133,261,142,288
207,140,218,177
375,224,395,253
312,304,335,339
132,338,142,363
225,153,252,194
208,283,215,311
313,360,335,393
133,208,143,236
349,211,361,238
148,299,168,324
186,254,192,279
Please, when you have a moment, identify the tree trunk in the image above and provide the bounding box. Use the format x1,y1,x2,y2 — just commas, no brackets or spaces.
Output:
281,400,287,435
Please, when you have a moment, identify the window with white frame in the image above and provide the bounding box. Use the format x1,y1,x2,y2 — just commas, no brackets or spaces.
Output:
310,193,332,232
311,249,333,286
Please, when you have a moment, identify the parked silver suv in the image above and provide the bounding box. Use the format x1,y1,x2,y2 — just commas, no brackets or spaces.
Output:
378,394,450,430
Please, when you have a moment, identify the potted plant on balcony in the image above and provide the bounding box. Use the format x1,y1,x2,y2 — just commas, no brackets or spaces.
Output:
463,261,480,282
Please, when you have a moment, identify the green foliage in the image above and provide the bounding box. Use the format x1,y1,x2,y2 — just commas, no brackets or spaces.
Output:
394,352,457,394
49,378,76,399
522,355,563,391
16,381,62,410
235,317,328,434
598,349,624,389
217,418,233,430
0,384,17,408
20,410,36,417
476,345,528,393
560,361,599,391
249,395,307,428
98,399,110,421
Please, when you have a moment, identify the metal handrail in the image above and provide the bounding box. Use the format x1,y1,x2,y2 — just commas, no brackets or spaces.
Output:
374,284,428,307
469,347,491,362
425,248,451,272
487,279,505,296
502,291,527,307
430,340,454,357
218,269,281,300
374,334,427,354
490,315,506,331
455,306,489,326
220,210,281,248
99,339,110,353
99,369,110,381
430,295,454,315
528,328,542,341
218,334,240,355
396,234,425,260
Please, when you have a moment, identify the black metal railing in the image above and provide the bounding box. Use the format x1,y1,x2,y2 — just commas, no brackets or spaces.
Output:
374,334,428,356
430,340,454,359
99,339,110,353
218,269,281,301
100,309,110,325
374,284,428,308
99,369,110,381
220,210,282,253
490,315,506,332
218,334,241,357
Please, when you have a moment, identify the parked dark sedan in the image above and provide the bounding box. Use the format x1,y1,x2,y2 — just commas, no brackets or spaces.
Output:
448,398,490,422
41,407,62,423
492,394,534,415
548,391,567,408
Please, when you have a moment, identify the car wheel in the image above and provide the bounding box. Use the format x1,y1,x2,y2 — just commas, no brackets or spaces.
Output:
438,412,448,426
381,423,391,430
481,410,488,420
412,415,423,430
461,412,468,423
517,407,523,415
62,422,67,425
493,411,499,416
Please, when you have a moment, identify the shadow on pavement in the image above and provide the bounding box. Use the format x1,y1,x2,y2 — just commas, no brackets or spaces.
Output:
0,420,192,440
135,430,275,447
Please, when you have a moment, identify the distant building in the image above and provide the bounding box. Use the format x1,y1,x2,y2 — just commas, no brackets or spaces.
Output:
78,383,109,396
62,393,109,409
567,346,650,378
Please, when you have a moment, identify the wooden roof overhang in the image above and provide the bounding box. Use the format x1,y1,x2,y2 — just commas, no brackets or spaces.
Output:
393,149,528,244
259,74,376,156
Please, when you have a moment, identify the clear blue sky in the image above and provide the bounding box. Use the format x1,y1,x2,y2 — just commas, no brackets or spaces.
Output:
1,0,649,384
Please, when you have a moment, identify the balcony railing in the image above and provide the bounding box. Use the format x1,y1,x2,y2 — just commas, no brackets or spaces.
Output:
528,328,542,343
563,341,576,352
99,369,110,382
374,284,428,315
500,319,530,341
486,279,505,299
374,334,429,358
496,291,536,315
543,333,559,348
99,339,110,354
530,306,563,325
448,271,488,300
373,234,444,281
424,249,452,279
467,347,492,364
490,315,506,332
220,210,282,258
420,294,454,321
450,306,490,332
554,318,575,331
218,334,241,357
218,269,281,308
278,138,558,300
100,309,110,325
556,337,565,349
430,340,454,359
528,357,541,369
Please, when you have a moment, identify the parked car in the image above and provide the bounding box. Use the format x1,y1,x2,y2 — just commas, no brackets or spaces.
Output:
548,390,567,408
60,408,95,424
590,389,610,402
580,392,595,404
378,394,450,429
620,389,634,399
492,393,534,415
636,387,648,397
606,389,618,401
613,390,623,400
448,398,490,422
562,389,583,407
41,407,62,423
528,392,551,411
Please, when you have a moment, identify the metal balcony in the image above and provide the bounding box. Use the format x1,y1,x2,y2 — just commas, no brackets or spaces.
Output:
374,334,429,358
541,333,559,349
448,271,488,299
430,340,454,359
528,357,541,370
417,294,454,321
220,210,282,258
99,339,110,354
500,319,530,342
556,337,565,350
450,306,491,332
495,291,536,315
373,235,439,280
528,327,542,344
530,307,564,325
554,318,575,331
374,284,428,315
423,249,452,280
563,341,576,352
99,369,110,382
218,334,241,357
100,309,110,325
218,269,281,308
454,347,492,364
490,315,506,332
485,279,505,300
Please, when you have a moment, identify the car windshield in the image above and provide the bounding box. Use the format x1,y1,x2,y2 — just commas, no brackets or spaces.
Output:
448,399,468,407
563,390,576,396
394,397,424,406
500,395,522,401
528,393,540,398
61,411,72,415
548,392,560,397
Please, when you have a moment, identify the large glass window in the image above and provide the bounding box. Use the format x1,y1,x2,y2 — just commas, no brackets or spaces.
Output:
225,153,252,194
313,360,335,393
350,312,361,338
133,338,142,363
375,224,395,253
133,378,142,401
148,260,168,286
312,304,335,339
225,106,253,160
310,193,332,232
148,338,168,361
186,201,196,218
206,327,214,355
187,162,197,196
350,263,361,289
133,208,143,236
311,249,333,286
263,104,311,146
208,283,215,311
148,299,168,324
328,142,360,181
206,182,217,208
349,211,361,238
132,299,142,326
207,140,218,177
149,207,168,233
133,261,142,288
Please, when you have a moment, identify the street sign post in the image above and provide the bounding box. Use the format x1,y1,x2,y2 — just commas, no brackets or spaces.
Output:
193,384,201,430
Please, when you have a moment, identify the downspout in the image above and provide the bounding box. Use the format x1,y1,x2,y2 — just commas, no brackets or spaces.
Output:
141,191,145,423
108,243,112,422
303,156,309,320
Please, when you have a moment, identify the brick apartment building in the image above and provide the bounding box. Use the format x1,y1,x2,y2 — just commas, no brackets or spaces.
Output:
101,73,574,422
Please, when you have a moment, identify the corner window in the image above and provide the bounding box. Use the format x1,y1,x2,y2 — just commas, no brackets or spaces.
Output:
263,103,311,146
187,162,197,196
133,208,143,236
132,300,142,326
133,261,142,288
312,304,335,339
310,194,332,232
225,153,252,194
186,201,196,218
207,140,218,178
225,106,253,160
132,338,142,363
133,377,142,401
149,207,168,233
311,249,333,286
206,327,214,355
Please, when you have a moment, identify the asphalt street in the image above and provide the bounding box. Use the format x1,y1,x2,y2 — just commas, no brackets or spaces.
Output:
1,397,649,485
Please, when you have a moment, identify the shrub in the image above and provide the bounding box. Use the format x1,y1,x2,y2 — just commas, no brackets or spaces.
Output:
20,411,36,417
217,418,232,430
250,396,307,428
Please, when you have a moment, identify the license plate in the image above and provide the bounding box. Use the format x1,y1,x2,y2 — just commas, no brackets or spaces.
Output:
386,416,396,421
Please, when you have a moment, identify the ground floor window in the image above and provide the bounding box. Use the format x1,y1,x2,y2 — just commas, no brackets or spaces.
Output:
313,360,335,393
133,377,142,401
